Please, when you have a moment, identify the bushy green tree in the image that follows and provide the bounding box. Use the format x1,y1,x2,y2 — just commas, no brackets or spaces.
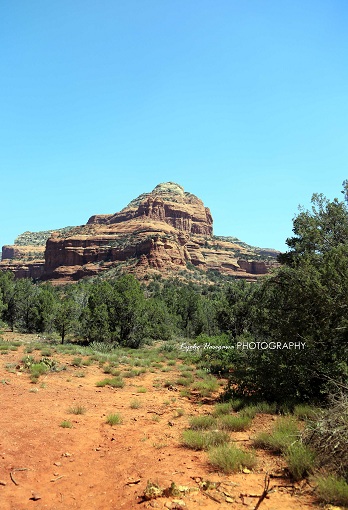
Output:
230,183,348,402
111,274,146,347
216,280,257,338
54,296,80,344
13,278,40,332
0,271,15,329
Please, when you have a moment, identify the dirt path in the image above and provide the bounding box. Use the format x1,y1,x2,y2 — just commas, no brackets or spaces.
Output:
0,335,319,510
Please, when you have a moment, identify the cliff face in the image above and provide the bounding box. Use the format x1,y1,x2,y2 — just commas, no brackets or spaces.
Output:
87,182,213,236
1,182,278,282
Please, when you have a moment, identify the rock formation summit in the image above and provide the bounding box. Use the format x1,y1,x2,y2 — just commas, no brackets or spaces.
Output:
1,182,278,282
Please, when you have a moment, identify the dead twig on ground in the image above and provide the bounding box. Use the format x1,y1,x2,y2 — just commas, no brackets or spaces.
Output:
254,473,272,510
50,475,65,482
10,468,30,486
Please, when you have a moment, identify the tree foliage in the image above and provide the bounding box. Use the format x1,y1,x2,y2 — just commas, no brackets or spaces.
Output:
229,183,348,402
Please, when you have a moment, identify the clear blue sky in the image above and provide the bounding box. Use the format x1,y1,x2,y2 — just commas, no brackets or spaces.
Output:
1,0,347,252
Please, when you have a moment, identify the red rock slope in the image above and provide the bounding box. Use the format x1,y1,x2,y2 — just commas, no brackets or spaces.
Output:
1,182,279,282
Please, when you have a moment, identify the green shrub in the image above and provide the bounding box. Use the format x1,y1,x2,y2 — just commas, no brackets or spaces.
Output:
176,377,193,387
240,406,258,419
229,398,245,411
122,369,141,378
89,341,115,354
208,444,256,473
213,402,232,416
95,377,125,388
219,414,252,431
130,399,142,409
40,348,52,357
285,443,316,480
60,420,73,428
293,404,319,421
71,357,83,367
189,415,217,430
253,417,299,453
106,413,123,425
315,475,348,506
5,363,16,373
22,355,35,368
253,401,277,414
30,363,49,379
181,430,229,450
74,372,85,378
192,377,219,397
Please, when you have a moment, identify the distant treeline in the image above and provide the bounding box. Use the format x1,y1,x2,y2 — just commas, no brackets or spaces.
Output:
1,184,348,403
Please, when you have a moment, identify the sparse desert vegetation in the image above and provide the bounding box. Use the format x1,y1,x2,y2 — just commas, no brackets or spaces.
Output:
0,332,346,509
0,184,347,508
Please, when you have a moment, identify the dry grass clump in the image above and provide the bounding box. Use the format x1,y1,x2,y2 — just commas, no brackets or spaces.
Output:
67,404,86,415
305,391,348,480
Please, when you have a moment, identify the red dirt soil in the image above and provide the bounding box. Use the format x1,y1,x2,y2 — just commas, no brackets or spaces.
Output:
0,333,320,510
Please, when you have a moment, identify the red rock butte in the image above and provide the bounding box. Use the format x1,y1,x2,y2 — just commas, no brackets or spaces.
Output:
0,182,279,282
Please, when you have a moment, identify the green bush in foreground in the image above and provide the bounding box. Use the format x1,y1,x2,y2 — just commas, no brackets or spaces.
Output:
208,444,256,474
315,475,348,506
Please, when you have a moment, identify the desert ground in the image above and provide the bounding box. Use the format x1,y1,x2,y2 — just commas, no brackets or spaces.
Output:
0,332,321,510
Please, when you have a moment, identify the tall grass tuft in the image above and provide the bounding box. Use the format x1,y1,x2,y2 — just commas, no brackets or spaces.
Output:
208,444,256,474
253,416,299,453
106,413,123,425
285,442,316,480
181,430,229,450
189,415,217,430
219,414,252,431
315,475,348,506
